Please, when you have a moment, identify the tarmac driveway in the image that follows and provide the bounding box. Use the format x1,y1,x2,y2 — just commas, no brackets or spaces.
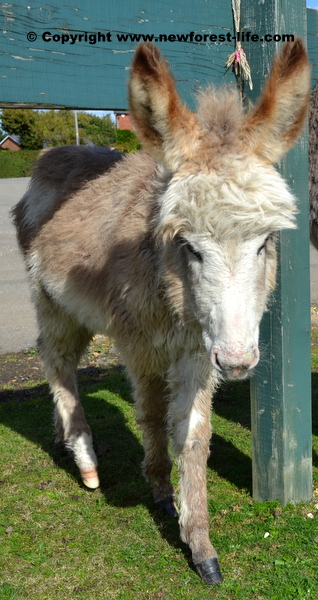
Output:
0,177,37,353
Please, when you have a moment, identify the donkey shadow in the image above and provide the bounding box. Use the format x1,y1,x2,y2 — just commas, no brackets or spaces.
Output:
1,363,316,566
0,360,254,568
0,363,254,493
0,365,147,505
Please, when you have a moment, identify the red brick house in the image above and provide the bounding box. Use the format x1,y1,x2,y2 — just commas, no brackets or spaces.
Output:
0,134,21,151
114,112,133,131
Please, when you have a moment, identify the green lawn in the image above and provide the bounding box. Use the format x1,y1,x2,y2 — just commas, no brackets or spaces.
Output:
0,340,317,600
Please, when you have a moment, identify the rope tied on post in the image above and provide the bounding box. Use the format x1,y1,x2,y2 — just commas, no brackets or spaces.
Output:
226,0,253,90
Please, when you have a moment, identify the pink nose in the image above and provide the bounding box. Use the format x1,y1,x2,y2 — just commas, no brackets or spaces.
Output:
212,344,259,379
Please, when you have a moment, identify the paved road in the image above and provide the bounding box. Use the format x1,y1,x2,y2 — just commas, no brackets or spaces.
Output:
1,177,318,354
0,177,37,353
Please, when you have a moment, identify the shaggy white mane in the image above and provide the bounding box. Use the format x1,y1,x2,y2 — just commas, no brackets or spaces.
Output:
157,157,297,241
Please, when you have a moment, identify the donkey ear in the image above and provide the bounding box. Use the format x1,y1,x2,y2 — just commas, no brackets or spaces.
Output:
128,43,200,170
244,38,311,163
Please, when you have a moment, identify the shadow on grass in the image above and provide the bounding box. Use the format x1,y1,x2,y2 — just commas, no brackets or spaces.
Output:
0,365,145,504
209,433,252,494
311,373,318,469
1,364,316,568
214,374,318,471
0,364,193,567
213,380,251,430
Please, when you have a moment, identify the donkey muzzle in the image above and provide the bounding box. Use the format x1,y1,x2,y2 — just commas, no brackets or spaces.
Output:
212,343,259,380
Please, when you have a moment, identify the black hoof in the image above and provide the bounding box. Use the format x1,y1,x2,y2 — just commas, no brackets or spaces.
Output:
195,558,223,585
155,497,178,518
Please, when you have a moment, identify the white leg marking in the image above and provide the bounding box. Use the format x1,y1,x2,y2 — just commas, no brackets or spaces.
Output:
68,432,99,489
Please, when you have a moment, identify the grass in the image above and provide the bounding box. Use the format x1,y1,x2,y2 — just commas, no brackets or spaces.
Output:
0,338,317,600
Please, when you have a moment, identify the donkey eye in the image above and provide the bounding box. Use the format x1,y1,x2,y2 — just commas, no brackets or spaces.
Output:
257,235,270,256
178,237,203,262
185,242,203,262
186,242,203,262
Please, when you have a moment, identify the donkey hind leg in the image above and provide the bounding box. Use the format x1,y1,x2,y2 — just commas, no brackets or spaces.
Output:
168,357,223,585
134,375,177,517
37,299,99,489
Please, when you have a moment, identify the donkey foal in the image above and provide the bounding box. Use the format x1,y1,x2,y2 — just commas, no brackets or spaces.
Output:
12,40,310,584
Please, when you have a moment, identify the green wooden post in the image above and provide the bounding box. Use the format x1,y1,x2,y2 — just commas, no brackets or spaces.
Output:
307,8,318,89
241,0,312,503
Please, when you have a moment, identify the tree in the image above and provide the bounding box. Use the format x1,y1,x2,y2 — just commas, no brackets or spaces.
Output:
80,114,116,146
115,129,141,153
36,109,76,146
34,110,117,148
1,109,41,149
1,108,118,149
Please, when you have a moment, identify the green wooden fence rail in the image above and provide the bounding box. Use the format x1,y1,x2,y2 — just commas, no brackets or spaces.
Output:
0,1,236,109
0,0,315,504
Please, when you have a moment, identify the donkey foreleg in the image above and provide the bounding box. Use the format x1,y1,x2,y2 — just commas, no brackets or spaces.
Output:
133,375,176,516
168,358,222,584
51,377,99,489
36,300,99,489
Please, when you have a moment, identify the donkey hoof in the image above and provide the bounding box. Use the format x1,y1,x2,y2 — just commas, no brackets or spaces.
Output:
155,497,178,518
80,468,100,489
195,558,223,585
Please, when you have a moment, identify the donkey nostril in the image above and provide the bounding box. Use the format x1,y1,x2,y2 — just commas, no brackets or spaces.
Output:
212,352,223,372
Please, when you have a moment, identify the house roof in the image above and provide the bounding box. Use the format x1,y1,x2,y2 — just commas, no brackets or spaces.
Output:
0,134,21,146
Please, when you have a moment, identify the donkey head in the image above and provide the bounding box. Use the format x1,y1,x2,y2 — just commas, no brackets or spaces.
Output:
129,41,310,380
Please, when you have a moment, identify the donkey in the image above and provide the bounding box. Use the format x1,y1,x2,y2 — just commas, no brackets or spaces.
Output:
12,40,310,585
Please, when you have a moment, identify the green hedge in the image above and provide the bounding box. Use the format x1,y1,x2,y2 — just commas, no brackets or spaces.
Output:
0,149,40,178
115,129,141,153
0,135,141,178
